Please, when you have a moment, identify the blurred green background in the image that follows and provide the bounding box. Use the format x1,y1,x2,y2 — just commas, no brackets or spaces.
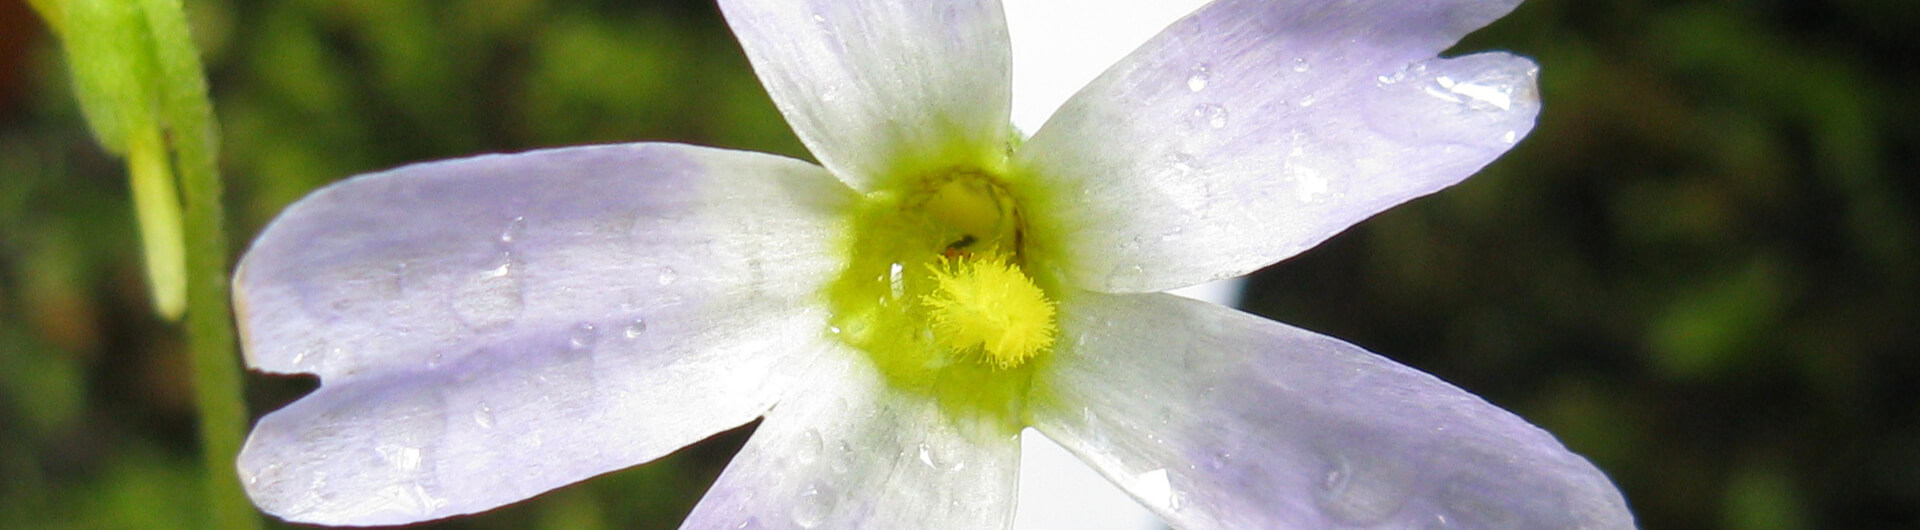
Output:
1,0,1915,528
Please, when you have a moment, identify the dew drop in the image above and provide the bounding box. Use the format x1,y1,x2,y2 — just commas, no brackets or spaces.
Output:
292,339,338,370
1192,104,1229,129
453,252,525,330
916,442,941,469
888,262,906,299
473,403,496,429
1297,94,1318,108
829,441,853,474
1430,74,1516,111
1167,152,1198,177
1291,57,1311,73
1286,162,1332,202
567,322,600,351
393,262,412,294
1376,62,1424,87
1207,451,1233,471
623,319,648,339
657,266,678,285
1185,64,1211,92
1436,479,1522,529
1104,264,1148,287
792,484,830,528
1314,450,1414,524
798,429,824,466
498,216,526,244
243,461,281,487
377,445,424,473
406,483,446,516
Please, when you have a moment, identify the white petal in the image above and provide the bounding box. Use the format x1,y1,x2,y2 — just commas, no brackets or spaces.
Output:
233,144,854,525
1004,0,1209,134
1027,293,1635,529
682,347,1020,530
1016,0,1538,292
718,0,1012,190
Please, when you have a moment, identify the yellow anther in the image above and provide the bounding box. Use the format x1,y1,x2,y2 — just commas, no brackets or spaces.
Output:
921,253,1056,369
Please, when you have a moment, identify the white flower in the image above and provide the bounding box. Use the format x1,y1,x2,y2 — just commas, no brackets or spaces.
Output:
233,0,1634,528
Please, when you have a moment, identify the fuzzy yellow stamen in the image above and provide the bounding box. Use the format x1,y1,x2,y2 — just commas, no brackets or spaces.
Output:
921,253,1056,369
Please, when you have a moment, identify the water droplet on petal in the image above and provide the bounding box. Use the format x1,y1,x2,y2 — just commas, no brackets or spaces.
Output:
798,429,823,466
393,262,412,294
829,441,853,474
1167,152,1198,177
473,403,496,429
1291,57,1311,73
657,266,678,285
567,322,599,351
1297,94,1318,108
1207,451,1232,471
1435,478,1523,529
623,319,648,339
498,216,526,244
377,445,424,473
453,252,525,329
1290,167,1331,202
1186,64,1211,92
1315,450,1415,524
792,484,830,528
1431,74,1518,111
888,262,906,299
1192,103,1229,129
916,442,941,469
1168,489,1189,512
1376,62,1424,87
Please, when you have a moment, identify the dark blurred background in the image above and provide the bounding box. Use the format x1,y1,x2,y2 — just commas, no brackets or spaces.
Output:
1,0,1915,528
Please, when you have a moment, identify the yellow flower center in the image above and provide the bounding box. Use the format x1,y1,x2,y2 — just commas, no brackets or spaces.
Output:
826,164,1058,430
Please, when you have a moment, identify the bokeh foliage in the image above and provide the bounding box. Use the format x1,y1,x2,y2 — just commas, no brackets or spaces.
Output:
0,0,1914,528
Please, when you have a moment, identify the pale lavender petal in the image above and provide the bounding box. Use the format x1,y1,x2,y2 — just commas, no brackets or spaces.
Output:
1016,0,1538,293
234,144,854,525
718,0,1012,190
682,349,1020,530
1027,293,1635,529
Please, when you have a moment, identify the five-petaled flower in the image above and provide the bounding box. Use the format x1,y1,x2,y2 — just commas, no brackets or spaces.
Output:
233,0,1634,528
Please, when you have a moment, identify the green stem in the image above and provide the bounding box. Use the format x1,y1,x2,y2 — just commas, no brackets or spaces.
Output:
136,0,257,528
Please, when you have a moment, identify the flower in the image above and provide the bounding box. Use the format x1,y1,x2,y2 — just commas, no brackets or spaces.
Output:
233,0,1634,528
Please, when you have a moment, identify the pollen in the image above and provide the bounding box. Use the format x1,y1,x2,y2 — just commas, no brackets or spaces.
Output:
921,253,1056,369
